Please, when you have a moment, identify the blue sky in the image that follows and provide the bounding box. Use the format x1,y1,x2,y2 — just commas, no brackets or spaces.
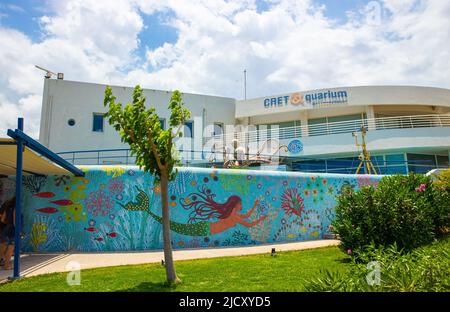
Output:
0,0,372,58
0,0,449,137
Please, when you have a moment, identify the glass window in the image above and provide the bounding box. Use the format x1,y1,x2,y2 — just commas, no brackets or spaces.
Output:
407,153,436,166
184,121,193,138
385,154,405,166
328,114,364,135
92,114,104,132
407,153,437,173
257,124,274,140
159,118,165,130
437,155,449,167
327,157,358,174
292,160,326,172
213,123,223,136
308,118,327,136
278,121,296,139
385,165,408,174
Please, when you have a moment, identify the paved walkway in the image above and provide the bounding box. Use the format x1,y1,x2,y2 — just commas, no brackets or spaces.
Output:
0,239,340,282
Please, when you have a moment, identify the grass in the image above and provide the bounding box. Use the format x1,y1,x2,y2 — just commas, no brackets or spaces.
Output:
0,246,350,292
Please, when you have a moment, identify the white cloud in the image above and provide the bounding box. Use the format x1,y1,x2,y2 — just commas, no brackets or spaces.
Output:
0,0,449,141
0,0,144,138
128,0,450,98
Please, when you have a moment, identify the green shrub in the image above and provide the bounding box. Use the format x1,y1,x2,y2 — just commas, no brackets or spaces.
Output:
333,173,449,255
432,169,450,234
305,237,450,292
433,168,450,191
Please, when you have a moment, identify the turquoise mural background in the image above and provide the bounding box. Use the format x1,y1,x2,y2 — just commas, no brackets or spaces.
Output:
0,166,382,252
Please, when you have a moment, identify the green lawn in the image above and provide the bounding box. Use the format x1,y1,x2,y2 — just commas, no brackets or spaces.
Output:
0,246,350,292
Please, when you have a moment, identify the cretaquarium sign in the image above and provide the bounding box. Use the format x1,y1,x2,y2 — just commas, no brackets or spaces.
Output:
263,90,348,109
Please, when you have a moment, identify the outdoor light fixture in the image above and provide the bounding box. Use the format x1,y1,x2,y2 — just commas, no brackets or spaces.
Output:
35,65,64,80
161,260,165,266
271,248,276,256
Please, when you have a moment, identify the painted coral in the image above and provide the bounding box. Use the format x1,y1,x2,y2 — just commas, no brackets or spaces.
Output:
281,188,305,217
84,189,115,217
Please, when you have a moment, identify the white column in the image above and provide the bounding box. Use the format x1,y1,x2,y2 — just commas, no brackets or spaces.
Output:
366,105,376,131
299,110,308,137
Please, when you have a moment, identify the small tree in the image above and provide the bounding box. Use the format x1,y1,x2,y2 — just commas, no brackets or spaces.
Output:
104,85,190,284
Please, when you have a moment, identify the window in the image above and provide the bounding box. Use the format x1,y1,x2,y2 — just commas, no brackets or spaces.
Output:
213,123,223,136
328,114,364,135
278,121,296,139
292,160,326,173
308,117,327,136
184,121,193,138
437,155,449,167
407,153,437,173
159,118,165,130
92,113,104,132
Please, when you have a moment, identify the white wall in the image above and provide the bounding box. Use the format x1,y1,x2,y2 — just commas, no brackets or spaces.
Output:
39,79,235,153
236,85,450,119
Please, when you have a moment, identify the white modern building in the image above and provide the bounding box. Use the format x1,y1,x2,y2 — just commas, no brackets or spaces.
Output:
39,78,450,174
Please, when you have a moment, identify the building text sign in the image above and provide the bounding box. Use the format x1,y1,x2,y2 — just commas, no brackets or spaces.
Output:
263,90,348,109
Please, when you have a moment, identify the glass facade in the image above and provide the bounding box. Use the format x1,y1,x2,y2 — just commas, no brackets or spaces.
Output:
407,153,449,173
308,114,366,136
290,153,448,174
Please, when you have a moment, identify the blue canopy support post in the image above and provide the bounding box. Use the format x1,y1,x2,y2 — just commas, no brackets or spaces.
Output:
4,117,84,280
13,117,24,279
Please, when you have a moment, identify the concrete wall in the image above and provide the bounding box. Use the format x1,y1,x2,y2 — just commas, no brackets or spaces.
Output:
236,85,450,119
1,167,381,252
39,79,236,153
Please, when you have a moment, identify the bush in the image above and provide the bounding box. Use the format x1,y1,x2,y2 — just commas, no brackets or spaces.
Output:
332,173,450,256
432,169,450,234
433,168,450,191
305,237,450,292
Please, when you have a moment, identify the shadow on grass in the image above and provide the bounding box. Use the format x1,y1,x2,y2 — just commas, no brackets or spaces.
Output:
116,281,179,292
335,258,352,263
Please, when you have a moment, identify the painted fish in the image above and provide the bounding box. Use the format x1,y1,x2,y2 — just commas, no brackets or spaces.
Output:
300,227,307,232
311,232,319,237
50,199,73,206
36,207,58,214
287,233,295,238
33,192,56,198
94,237,104,241
106,232,117,238
84,227,97,232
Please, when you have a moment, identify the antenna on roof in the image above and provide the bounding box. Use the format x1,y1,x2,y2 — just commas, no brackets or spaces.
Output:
243,69,247,100
35,65,64,80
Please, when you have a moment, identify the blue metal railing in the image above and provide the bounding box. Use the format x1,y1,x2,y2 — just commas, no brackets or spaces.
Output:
56,148,448,174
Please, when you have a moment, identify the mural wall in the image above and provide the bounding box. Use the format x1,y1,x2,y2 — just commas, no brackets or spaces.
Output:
0,166,381,252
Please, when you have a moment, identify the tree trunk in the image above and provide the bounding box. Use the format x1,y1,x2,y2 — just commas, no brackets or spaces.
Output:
160,170,180,284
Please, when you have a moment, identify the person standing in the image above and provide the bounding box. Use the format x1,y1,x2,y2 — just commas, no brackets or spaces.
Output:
0,197,16,270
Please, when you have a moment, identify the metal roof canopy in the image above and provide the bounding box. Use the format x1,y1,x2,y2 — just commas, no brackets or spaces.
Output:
0,138,74,176
2,118,84,279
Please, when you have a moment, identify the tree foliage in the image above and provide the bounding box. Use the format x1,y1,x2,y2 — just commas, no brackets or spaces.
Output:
103,85,191,181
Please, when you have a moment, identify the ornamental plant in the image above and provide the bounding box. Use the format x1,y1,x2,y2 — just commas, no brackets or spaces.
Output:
332,173,450,257
305,237,450,292
104,85,190,285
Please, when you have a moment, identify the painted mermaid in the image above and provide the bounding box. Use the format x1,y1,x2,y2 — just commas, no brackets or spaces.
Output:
119,185,266,236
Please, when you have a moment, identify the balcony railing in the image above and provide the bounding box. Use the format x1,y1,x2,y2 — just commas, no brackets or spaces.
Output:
211,114,450,143
57,114,450,166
